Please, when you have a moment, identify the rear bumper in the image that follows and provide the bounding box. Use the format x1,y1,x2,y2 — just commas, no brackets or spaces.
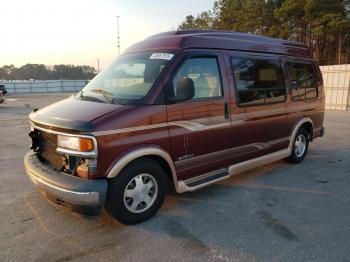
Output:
24,151,107,215
313,126,325,139
320,126,325,137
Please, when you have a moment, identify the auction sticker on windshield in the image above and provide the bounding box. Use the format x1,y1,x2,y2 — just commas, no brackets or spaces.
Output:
149,53,174,60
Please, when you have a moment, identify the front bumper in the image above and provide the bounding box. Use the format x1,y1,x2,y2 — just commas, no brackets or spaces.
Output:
24,151,107,215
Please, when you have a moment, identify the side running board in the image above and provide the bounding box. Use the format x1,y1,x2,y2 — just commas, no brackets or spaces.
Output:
179,168,229,192
177,148,291,193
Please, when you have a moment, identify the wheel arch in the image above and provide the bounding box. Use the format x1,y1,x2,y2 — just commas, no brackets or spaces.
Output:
300,122,314,141
288,117,314,153
106,147,182,193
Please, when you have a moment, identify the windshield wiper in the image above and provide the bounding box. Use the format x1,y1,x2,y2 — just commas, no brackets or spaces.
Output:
90,89,115,103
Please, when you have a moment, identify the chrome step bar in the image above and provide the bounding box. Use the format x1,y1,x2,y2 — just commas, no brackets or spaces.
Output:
185,168,228,188
178,148,290,192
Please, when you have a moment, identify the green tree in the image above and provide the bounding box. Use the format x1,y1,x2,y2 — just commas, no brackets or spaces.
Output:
0,64,97,80
11,64,50,80
179,11,216,30
178,0,350,64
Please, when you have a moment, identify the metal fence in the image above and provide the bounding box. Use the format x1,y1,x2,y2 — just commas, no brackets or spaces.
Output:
320,64,350,111
0,80,88,94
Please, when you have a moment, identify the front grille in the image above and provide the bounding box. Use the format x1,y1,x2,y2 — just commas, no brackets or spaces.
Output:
37,130,64,170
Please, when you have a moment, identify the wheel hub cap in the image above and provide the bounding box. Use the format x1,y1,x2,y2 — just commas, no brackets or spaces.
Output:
294,134,306,158
123,174,158,214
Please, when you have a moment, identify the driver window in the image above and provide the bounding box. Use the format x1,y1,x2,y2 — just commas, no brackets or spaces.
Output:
173,57,223,99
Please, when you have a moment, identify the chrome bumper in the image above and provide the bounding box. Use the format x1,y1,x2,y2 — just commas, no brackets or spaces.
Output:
24,151,107,214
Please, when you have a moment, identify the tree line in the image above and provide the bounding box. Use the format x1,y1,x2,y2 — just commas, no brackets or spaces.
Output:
0,64,97,80
179,0,350,65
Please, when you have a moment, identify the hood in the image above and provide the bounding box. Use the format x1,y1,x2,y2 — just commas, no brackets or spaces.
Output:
29,95,124,132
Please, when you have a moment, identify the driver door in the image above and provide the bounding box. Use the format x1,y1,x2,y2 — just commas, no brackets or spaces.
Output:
166,51,232,180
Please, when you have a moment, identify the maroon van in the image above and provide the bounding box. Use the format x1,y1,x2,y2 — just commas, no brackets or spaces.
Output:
24,30,325,224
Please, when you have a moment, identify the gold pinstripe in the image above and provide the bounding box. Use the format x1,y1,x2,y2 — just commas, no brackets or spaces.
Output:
91,120,233,136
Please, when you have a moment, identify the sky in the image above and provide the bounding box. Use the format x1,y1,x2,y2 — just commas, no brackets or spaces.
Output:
0,0,214,69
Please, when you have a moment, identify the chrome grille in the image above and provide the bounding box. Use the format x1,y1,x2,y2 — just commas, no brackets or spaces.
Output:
38,130,63,170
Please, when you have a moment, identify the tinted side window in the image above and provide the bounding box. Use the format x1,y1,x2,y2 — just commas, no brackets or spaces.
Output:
173,58,222,100
231,57,286,106
287,62,318,100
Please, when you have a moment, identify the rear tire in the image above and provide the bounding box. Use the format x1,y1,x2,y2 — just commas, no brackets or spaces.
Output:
287,128,309,164
106,158,167,225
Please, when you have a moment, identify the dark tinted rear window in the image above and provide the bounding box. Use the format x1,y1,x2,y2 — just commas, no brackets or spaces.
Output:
287,62,318,100
231,56,286,106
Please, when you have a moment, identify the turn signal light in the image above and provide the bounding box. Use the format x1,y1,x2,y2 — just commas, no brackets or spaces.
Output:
79,138,94,152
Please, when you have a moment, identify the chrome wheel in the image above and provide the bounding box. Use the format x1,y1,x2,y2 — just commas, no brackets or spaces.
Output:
294,134,306,158
123,174,158,214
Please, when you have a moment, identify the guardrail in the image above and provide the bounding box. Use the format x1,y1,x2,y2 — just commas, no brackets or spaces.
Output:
0,80,88,94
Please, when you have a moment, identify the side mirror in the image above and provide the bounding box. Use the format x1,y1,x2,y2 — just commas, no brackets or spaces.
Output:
170,77,195,103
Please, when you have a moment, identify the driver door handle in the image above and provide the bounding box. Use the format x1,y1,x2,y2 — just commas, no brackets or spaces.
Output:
224,102,230,120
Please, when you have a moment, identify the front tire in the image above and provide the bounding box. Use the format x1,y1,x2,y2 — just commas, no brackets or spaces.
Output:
106,158,167,225
287,128,309,164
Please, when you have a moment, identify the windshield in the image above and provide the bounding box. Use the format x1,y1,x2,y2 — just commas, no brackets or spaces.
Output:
81,51,174,104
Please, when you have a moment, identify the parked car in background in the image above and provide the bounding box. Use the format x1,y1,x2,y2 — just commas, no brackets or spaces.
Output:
24,30,325,225
0,85,6,104
0,91,4,104
0,85,7,95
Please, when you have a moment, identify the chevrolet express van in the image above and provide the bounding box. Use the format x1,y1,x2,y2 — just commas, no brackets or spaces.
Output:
25,30,325,224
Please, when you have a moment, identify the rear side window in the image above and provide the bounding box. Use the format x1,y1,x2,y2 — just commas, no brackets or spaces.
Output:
173,57,222,100
230,57,286,106
286,62,318,100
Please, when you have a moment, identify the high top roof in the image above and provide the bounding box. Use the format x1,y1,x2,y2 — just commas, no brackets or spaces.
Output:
126,30,312,58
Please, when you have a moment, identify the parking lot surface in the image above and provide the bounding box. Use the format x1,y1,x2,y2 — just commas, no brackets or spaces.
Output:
1,93,350,262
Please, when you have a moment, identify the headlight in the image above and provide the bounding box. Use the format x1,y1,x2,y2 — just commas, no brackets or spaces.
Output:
57,135,94,152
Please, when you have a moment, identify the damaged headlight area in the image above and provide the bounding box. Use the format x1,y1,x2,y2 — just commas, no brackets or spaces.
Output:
57,135,98,178
29,126,98,179
63,155,98,179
